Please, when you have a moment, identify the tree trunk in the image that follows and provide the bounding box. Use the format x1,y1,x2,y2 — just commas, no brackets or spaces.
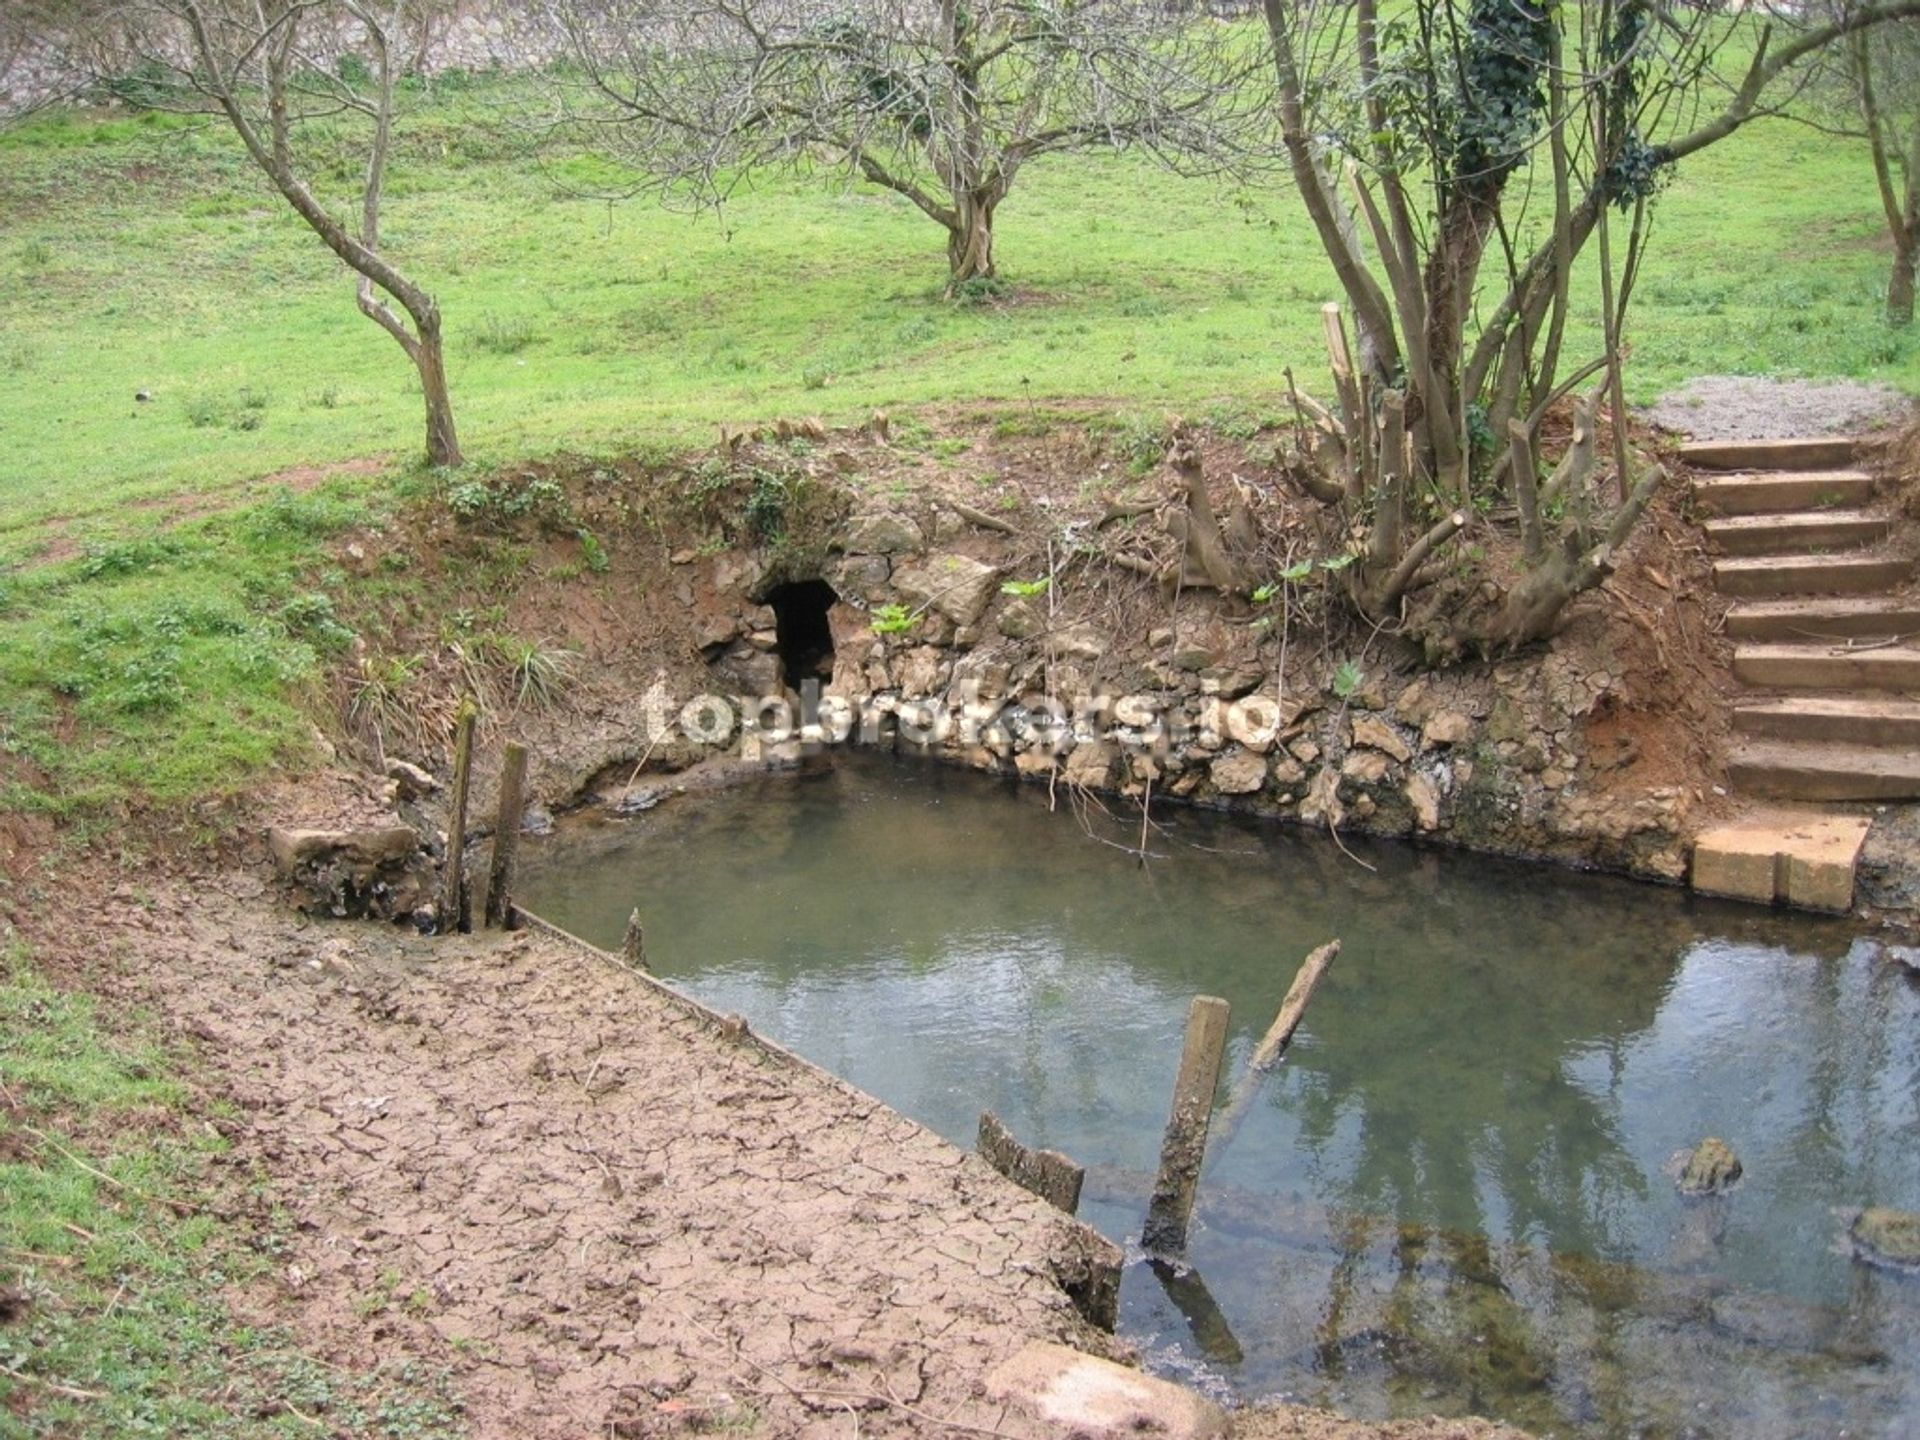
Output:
414,312,463,468
1891,235,1917,326
947,193,997,286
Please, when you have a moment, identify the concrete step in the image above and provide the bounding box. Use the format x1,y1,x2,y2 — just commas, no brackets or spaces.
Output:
1730,740,1920,802
1681,436,1859,471
1702,510,1888,556
1713,554,1912,597
1732,643,1920,691
1725,596,1920,642
1734,696,1920,747
1693,470,1877,515
1692,812,1873,911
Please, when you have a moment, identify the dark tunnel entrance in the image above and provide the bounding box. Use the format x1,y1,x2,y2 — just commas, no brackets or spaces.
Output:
765,579,838,690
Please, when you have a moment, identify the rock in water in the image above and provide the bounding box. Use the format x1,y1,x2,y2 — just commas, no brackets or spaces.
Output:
1851,1208,1920,1272
1675,1137,1743,1196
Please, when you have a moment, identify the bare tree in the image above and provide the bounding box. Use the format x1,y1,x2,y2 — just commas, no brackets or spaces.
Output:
31,2,464,465
1259,0,1920,659
542,0,1262,289
1823,4,1920,322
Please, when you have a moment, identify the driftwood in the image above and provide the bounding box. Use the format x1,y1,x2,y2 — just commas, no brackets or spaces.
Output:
1208,940,1341,1165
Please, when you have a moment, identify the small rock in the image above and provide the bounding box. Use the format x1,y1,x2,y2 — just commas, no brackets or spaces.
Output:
610,787,663,816
134,389,152,403
893,553,1001,628
1406,773,1440,832
1063,742,1116,791
1351,714,1413,764
1341,749,1391,784
1850,1207,1920,1272
839,512,925,555
384,758,438,800
1395,677,1436,726
1210,750,1267,795
1050,625,1106,663
1674,1137,1743,1196
521,805,555,837
1421,711,1474,748
1198,665,1263,700
998,597,1043,640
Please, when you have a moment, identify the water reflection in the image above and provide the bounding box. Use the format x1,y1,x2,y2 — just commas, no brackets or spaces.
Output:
519,755,1919,1438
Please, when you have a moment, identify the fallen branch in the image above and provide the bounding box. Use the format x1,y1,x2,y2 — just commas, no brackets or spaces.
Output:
944,499,1019,535
2,1364,106,1402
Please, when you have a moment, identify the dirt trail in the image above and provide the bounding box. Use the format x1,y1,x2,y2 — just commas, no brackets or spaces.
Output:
116,878,1119,1438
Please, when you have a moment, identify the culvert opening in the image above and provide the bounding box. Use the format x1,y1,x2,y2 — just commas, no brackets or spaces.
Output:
766,579,837,690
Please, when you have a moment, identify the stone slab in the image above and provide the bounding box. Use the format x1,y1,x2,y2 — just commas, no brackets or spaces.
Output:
984,1342,1228,1440
1779,814,1874,912
1691,824,1780,904
1691,814,1873,912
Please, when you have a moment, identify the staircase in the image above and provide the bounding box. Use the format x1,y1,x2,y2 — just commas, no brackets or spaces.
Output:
1686,435,1915,910
1688,437,1920,803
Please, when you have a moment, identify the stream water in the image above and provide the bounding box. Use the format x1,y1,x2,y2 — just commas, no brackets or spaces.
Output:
518,755,1920,1438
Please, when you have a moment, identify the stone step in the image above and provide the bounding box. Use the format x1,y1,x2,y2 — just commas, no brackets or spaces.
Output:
1713,554,1912,597
1735,696,1920,747
1692,471,1877,515
1725,596,1920,642
1702,510,1888,556
1732,643,1920,692
1730,741,1920,802
1681,436,1860,471
1692,812,1872,911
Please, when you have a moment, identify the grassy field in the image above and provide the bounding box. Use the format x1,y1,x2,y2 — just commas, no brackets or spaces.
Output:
0,78,1911,540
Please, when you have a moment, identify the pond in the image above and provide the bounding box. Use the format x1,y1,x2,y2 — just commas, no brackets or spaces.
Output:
518,754,1920,1439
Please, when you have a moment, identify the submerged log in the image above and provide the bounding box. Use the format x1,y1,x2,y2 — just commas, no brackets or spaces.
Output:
1209,940,1340,1163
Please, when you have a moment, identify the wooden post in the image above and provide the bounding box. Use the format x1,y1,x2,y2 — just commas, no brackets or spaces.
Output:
1142,995,1230,1256
440,702,476,934
1209,940,1341,1164
482,742,529,929
977,1111,1085,1215
623,909,647,970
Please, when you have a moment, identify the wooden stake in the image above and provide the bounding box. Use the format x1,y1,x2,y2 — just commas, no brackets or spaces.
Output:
623,909,647,970
1209,940,1341,1164
483,741,529,930
1142,995,1230,1256
977,1111,1085,1215
440,702,476,934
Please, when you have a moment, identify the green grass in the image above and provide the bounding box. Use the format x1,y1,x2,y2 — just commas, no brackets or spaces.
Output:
0,936,462,1437
0,75,1911,539
0,482,384,810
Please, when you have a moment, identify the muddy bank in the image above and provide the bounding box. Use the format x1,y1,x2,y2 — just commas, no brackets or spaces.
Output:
76,873,1124,1438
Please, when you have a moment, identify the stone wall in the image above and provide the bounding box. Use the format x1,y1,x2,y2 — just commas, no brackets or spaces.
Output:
669,496,1698,884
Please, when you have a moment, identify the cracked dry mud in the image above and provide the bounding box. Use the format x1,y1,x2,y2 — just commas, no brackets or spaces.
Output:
140,881,1118,1439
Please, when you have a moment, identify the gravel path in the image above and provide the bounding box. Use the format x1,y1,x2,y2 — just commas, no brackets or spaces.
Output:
1640,376,1909,441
